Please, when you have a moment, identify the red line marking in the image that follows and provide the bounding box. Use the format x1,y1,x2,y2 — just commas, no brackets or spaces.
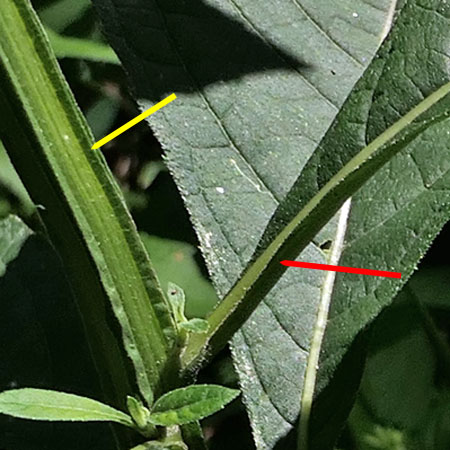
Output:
280,260,401,279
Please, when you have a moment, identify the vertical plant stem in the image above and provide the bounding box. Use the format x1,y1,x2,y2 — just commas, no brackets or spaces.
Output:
181,82,450,375
0,0,177,412
297,199,352,450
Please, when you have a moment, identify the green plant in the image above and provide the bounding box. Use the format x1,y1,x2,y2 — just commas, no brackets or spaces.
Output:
1,0,450,449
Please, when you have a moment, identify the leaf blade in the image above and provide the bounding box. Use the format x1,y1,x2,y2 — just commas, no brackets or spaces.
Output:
230,1,450,447
91,0,396,304
182,79,450,370
149,385,239,426
45,26,120,64
0,389,133,426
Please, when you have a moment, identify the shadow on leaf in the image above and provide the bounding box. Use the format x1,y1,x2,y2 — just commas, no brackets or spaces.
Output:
95,0,307,96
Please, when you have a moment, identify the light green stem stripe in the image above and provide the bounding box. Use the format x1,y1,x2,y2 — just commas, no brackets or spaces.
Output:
297,199,351,450
181,81,450,373
0,0,176,404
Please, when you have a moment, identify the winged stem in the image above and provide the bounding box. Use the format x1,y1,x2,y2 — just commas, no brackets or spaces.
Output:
181,81,450,375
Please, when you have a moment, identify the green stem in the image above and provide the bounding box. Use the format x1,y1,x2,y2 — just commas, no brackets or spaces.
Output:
0,0,176,409
181,81,450,376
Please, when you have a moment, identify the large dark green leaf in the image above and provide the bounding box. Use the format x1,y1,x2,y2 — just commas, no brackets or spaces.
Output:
92,0,397,447
92,0,396,298
241,1,450,447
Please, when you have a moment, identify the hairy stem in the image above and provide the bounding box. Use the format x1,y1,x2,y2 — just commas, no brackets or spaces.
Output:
181,81,450,375
0,0,176,408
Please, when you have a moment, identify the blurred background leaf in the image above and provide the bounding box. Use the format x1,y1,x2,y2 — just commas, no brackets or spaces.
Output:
346,262,450,450
0,216,119,450
0,142,33,218
45,26,119,64
141,234,218,319
38,0,90,32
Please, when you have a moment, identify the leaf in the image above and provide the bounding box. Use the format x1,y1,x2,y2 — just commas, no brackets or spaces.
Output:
45,27,120,64
141,234,218,318
297,1,450,440
407,266,450,310
0,214,31,271
86,96,121,141
359,294,438,432
175,74,450,447
91,1,450,449
0,0,177,408
167,282,188,324
127,396,151,430
165,282,210,333
0,141,33,218
92,0,397,317
149,385,239,426
416,391,450,450
349,282,450,450
233,1,450,446
0,389,133,426
38,0,91,33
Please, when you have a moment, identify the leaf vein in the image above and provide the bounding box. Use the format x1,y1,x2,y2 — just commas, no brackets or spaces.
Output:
290,0,364,66
262,299,309,354
240,330,296,426
227,0,339,109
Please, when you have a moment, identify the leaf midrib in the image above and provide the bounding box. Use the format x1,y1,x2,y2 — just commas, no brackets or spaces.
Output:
181,80,450,372
297,199,352,450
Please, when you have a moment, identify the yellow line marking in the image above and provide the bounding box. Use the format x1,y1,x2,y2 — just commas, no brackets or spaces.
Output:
91,93,177,149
